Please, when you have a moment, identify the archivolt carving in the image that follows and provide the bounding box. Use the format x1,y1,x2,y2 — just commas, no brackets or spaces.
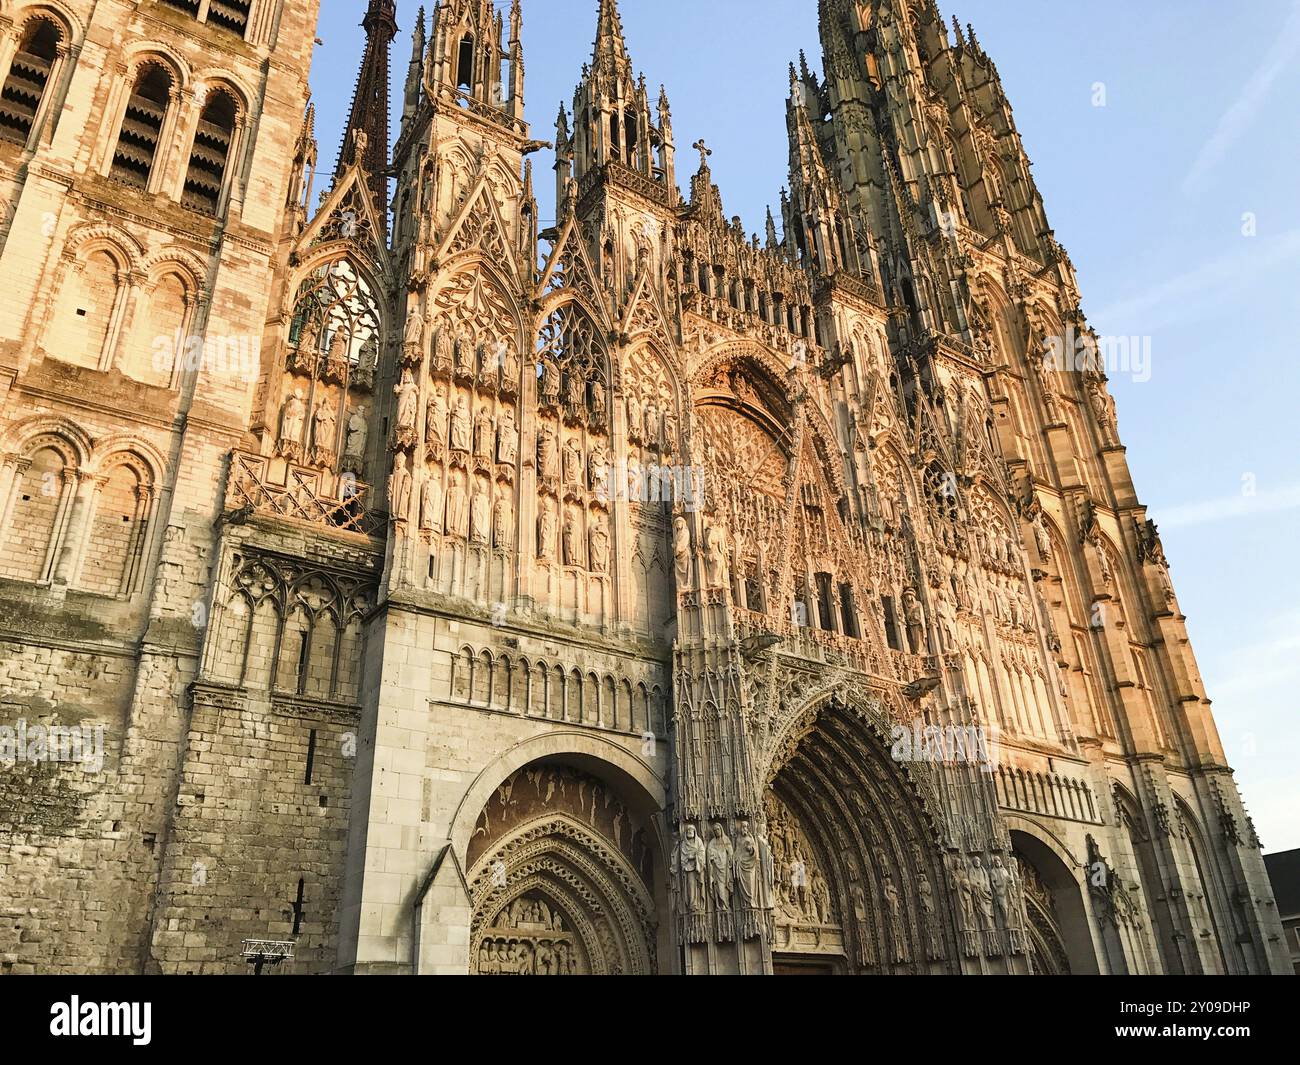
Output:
467,813,657,975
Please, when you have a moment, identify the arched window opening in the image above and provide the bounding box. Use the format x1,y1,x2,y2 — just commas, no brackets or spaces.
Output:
457,35,475,91
623,109,637,166
206,0,252,37
0,19,61,145
608,111,621,160
0,445,66,583
814,572,836,632
58,249,121,368
111,64,172,189
182,88,237,214
131,272,188,386
79,463,145,596
838,582,859,638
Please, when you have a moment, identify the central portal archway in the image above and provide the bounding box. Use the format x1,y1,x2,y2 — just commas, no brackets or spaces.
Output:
764,695,958,973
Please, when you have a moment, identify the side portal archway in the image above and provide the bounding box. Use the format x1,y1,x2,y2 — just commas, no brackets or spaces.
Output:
464,758,662,974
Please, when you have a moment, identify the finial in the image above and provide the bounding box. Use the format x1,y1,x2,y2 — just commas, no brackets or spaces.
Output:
951,15,963,45
691,138,712,170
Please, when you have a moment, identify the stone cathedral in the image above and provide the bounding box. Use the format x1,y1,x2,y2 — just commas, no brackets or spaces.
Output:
0,0,1287,976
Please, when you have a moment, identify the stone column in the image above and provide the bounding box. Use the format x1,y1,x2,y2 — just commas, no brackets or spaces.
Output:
51,469,100,586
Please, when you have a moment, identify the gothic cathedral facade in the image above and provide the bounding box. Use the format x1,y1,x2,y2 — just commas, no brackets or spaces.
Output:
0,0,1287,975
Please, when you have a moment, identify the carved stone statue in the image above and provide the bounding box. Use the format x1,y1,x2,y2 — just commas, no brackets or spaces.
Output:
562,437,582,485
445,473,468,538
492,491,513,549
707,822,734,941
394,369,419,436
279,388,306,448
450,395,472,452
937,587,958,652
704,522,728,588
673,516,692,588
454,326,474,374
537,499,557,560
387,454,411,520
732,819,773,940
970,855,998,954
434,323,453,370
310,399,335,453
496,407,518,466
918,873,942,960
474,405,493,458
425,389,446,446
589,378,607,420
565,369,583,409
539,358,561,405
883,873,907,962
1027,498,1052,561
499,341,519,387
588,443,609,497
902,587,927,654
588,519,609,574
420,471,443,532
470,482,490,545
562,511,580,566
644,400,661,445
537,424,558,480
343,405,367,460
671,823,708,942
402,308,423,358
625,393,641,439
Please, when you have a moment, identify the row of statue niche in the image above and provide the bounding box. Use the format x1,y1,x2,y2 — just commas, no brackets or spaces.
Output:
494,896,566,932
277,390,369,474
536,498,609,572
416,383,520,465
389,459,513,547
952,853,1026,958
625,391,675,451
538,359,607,421
670,821,775,944
535,423,611,495
671,516,730,591
292,317,377,389
477,937,577,976
404,311,521,386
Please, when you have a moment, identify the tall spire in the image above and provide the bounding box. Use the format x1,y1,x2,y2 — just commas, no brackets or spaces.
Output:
338,0,397,238
403,7,427,123
593,0,631,80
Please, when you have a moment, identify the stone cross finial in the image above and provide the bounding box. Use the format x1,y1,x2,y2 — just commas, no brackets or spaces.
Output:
691,139,712,168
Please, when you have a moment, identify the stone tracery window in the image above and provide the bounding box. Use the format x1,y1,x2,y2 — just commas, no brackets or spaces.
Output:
282,257,381,468
536,301,609,429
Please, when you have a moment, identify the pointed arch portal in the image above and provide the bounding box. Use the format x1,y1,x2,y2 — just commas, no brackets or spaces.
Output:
763,694,957,973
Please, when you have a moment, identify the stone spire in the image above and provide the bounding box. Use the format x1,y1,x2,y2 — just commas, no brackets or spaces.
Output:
402,6,427,123
338,0,397,238
593,0,632,82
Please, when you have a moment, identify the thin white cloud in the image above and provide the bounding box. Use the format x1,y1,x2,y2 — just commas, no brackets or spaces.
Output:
1156,482,1300,530
1091,227,1300,328
1183,0,1300,197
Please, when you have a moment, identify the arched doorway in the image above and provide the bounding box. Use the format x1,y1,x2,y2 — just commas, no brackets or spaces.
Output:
763,694,958,973
464,758,661,974
1010,829,1099,974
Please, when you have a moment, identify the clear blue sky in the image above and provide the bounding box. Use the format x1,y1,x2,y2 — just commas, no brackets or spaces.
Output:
311,1,1300,851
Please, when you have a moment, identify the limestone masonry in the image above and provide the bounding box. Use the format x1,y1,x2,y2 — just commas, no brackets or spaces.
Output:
0,0,1287,974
